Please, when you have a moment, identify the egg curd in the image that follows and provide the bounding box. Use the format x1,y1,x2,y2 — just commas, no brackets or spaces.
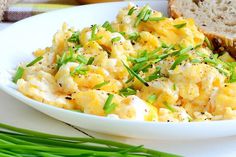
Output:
13,4,236,122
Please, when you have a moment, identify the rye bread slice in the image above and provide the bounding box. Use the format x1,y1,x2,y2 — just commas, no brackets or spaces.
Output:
168,0,236,57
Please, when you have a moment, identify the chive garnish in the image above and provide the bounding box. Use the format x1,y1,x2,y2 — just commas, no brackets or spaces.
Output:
70,64,88,76
128,6,136,15
196,51,208,58
12,66,24,83
204,37,214,50
90,24,103,41
173,23,186,29
68,31,80,43
128,32,140,41
191,58,201,63
0,123,180,157
134,5,149,27
147,94,157,104
122,61,149,86
119,87,137,97
93,81,110,89
163,102,176,112
143,9,152,22
77,55,88,64
229,63,236,83
145,66,161,82
26,56,43,67
103,94,116,114
87,57,95,65
173,84,176,91
57,49,76,68
170,54,189,70
148,17,165,22
102,21,114,32
74,45,82,51
111,36,121,43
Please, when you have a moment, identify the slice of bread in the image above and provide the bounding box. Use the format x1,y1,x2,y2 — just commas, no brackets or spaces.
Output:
169,0,236,57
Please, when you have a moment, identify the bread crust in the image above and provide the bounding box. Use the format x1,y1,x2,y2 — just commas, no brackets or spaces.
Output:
168,0,236,56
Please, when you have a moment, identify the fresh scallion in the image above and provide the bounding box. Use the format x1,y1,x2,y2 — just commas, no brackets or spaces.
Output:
204,37,214,50
170,54,189,70
147,94,157,104
122,61,149,86
93,81,110,89
119,87,137,97
12,67,24,83
128,6,136,15
163,102,176,112
87,57,95,65
26,56,43,67
111,36,121,43
148,17,165,22
103,94,116,114
173,23,186,29
102,21,114,32
68,31,80,43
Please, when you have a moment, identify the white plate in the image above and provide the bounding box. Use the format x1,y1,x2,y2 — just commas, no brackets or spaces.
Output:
1,0,236,140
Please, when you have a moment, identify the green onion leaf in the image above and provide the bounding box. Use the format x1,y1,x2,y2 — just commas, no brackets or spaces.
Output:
77,55,88,64
26,56,43,67
143,9,152,22
119,87,137,97
122,61,149,86
173,84,177,91
164,102,176,112
204,37,214,50
111,36,121,43
128,32,140,41
134,5,149,27
191,58,201,63
70,64,88,76
196,51,208,58
128,6,136,15
68,31,80,43
148,17,165,22
173,23,186,29
93,81,110,89
147,94,157,104
170,54,189,70
102,21,114,32
87,57,95,65
103,94,116,114
12,67,24,83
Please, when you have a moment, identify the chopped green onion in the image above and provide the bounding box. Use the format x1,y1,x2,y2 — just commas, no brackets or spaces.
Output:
91,24,97,40
143,9,152,22
57,49,76,68
229,63,236,83
170,54,189,70
145,66,161,82
204,37,214,50
173,84,177,90
173,23,186,29
0,123,180,157
196,51,208,58
134,5,149,27
102,21,114,32
70,64,88,76
128,6,136,15
163,102,176,112
77,55,88,64
74,45,82,51
171,46,193,56
26,56,43,67
119,87,137,97
122,61,149,86
191,58,201,63
111,36,121,43
68,31,80,43
204,58,218,65
132,62,146,72
103,94,116,114
148,17,165,22
93,81,110,89
12,67,24,83
128,32,140,41
161,42,169,48
134,56,148,63
87,57,95,65
147,94,157,104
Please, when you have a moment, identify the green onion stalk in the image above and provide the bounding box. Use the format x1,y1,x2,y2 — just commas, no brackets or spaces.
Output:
0,123,180,157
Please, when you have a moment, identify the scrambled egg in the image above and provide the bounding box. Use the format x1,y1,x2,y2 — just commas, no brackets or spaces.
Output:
14,4,236,122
